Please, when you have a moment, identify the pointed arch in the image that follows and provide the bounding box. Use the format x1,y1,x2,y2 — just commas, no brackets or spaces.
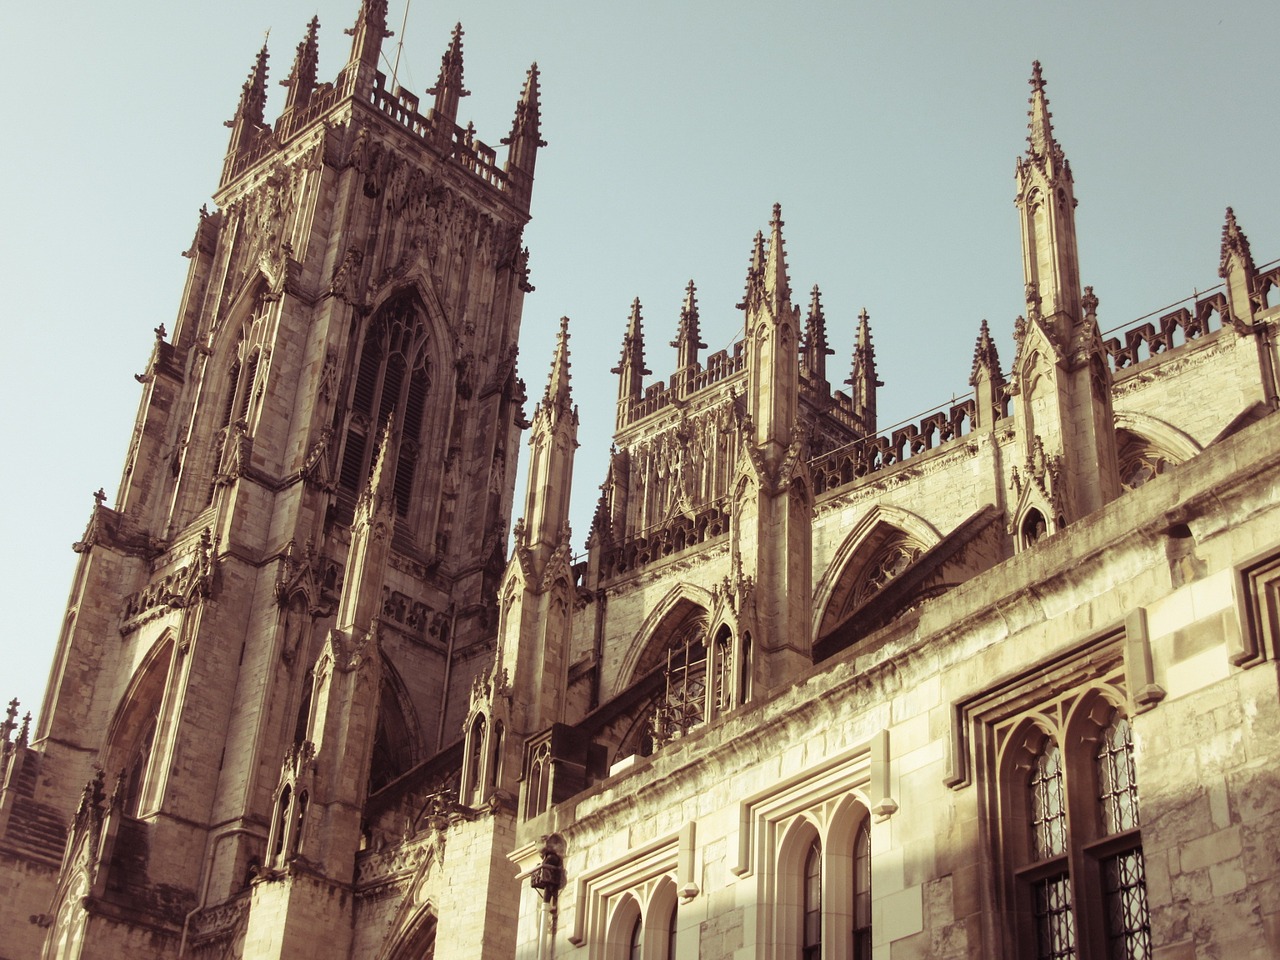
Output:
1114,411,1200,490
385,902,438,960
614,582,714,697
368,657,422,794
775,815,823,959
102,631,179,816
605,894,644,960
812,505,940,638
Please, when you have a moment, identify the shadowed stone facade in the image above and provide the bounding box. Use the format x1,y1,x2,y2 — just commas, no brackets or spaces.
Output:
2,5,1279,960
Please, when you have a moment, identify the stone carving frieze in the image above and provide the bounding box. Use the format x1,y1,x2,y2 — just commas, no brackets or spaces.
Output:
120,529,217,632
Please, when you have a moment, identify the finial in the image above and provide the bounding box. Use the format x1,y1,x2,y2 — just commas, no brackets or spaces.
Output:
1219,206,1255,279
17,713,30,746
154,323,167,341
1029,60,1046,93
94,488,106,505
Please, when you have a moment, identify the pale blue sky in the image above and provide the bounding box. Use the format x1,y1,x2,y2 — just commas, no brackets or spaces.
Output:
2,0,1276,724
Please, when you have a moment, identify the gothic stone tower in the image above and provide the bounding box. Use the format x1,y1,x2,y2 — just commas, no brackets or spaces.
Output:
0,3,541,957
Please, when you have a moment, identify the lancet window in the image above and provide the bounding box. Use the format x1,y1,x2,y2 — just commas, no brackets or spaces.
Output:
337,294,431,523
649,621,707,749
1004,697,1150,960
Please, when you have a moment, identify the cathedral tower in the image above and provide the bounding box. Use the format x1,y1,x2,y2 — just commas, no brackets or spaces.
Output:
2,4,541,957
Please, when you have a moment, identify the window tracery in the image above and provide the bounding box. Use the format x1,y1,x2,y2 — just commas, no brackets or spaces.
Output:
1116,429,1174,491
1001,694,1150,960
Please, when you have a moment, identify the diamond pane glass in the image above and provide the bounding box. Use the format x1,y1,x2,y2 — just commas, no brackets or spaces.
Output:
1031,739,1067,859
1097,716,1140,834
1104,849,1152,960
1034,873,1076,960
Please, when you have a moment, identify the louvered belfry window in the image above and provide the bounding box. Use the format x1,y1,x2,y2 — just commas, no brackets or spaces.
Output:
338,295,430,521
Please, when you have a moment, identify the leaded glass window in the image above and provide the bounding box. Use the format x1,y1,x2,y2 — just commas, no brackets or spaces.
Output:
1097,717,1139,834
853,818,872,960
1034,874,1076,960
1031,739,1067,860
1103,849,1151,960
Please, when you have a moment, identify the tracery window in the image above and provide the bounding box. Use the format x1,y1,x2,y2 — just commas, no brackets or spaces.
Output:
649,621,707,749
1008,703,1150,960
338,294,431,521
1116,430,1173,491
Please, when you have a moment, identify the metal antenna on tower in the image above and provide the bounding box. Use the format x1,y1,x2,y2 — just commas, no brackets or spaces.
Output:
390,0,412,91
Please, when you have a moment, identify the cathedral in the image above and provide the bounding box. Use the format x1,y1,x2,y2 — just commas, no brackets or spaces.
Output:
3,2,1279,959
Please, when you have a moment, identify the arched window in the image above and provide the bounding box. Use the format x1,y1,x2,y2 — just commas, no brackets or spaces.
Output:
338,294,431,522
666,901,678,960
272,785,292,860
803,839,822,960
1008,702,1151,960
291,790,308,857
739,631,753,706
526,743,551,819
853,818,871,960
1021,508,1049,549
467,714,486,805
489,721,505,790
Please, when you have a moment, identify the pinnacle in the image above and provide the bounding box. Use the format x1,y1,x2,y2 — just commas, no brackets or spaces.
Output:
544,316,574,412
427,22,469,102
612,298,651,379
283,15,320,97
1219,206,1255,278
1025,60,1057,161
805,285,832,358
363,416,396,509
970,318,1003,385
504,62,545,148
234,41,271,126
672,280,706,352
764,203,792,307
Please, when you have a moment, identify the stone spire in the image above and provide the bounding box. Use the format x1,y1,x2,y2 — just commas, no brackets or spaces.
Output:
503,63,545,200
233,41,270,128
745,204,801,458
521,318,579,562
612,298,650,426
969,319,1006,427
671,280,706,394
1219,207,1258,327
335,419,396,636
282,16,320,112
1015,61,1081,333
1025,60,1061,164
1219,207,1255,279
427,22,469,124
763,203,792,313
739,230,767,311
802,285,833,384
343,0,391,97
542,315,575,421
848,308,881,434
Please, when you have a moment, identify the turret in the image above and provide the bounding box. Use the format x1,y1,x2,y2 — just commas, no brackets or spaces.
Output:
1015,61,1082,342
503,63,544,202
427,22,469,127
671,280,706,396
281,16,320,113
612,298,650,429
847,308,881,435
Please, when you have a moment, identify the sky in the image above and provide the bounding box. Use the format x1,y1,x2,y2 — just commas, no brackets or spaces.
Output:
2,0,1276,728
